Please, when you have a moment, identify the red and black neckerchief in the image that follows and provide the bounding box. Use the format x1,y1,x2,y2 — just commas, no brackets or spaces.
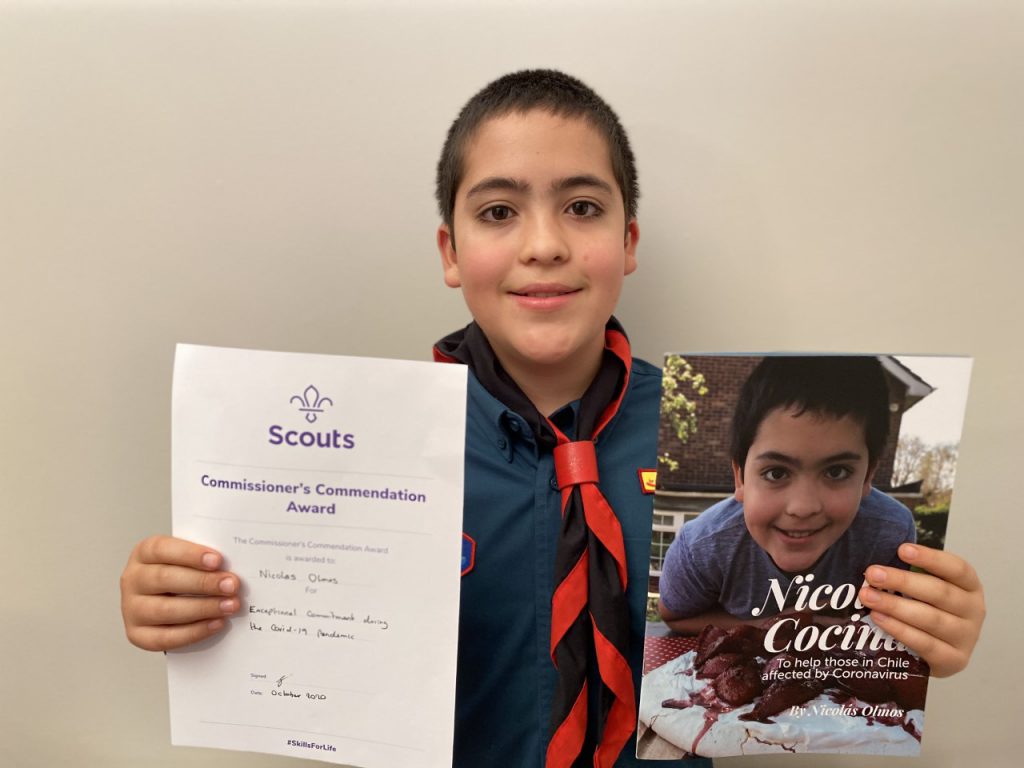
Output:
434,319,636,768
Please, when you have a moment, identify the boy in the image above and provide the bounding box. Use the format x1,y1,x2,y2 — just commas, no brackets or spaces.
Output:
121,71,984,767
659,356,918,632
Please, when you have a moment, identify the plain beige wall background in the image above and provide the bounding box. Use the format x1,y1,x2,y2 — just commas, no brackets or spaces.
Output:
2,1,1021,766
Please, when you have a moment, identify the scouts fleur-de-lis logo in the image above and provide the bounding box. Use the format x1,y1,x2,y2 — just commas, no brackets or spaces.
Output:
291,385,333,424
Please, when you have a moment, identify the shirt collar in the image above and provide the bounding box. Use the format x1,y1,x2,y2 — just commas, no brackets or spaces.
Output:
467,371,581,450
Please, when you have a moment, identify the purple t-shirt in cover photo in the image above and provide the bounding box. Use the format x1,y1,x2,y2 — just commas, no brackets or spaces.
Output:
659,488,916,620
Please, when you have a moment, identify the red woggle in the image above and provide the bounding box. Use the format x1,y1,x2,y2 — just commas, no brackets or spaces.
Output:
554,441,599,489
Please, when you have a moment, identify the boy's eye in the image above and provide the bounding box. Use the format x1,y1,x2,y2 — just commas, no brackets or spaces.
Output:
824,465,854,481
567,200,601,217
481,205,513,222
761,467,788,483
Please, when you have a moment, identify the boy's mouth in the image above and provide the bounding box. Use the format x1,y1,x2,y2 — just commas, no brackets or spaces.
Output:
774,524,828,541
510,284,580,298
509,284,581,309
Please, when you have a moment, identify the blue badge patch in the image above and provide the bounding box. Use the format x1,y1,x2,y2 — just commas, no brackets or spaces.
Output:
461,533,476,576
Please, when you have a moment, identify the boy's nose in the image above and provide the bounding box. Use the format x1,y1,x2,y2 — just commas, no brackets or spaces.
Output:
519,214,569,265
785,481,824,518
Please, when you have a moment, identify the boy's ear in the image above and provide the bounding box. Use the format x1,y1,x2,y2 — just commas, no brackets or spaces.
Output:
731,460,745,502
437,224,461,288
862,461,878,498
623,218,639,276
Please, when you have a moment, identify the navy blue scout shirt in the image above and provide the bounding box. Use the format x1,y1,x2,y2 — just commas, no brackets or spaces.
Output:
453,359,711,767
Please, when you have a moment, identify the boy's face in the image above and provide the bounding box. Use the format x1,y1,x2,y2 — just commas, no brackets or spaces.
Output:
732,406,875,575
437,110,638,381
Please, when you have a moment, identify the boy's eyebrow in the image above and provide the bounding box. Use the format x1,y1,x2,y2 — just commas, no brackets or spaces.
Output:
753,450,864,468
464,176,530,199
464,174,615,200
551,174,615,195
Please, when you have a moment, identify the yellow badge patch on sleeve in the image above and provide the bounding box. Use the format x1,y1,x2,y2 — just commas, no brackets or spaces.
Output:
638,468,657,495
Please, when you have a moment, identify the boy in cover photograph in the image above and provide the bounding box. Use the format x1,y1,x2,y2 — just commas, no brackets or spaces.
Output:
658,356,918,632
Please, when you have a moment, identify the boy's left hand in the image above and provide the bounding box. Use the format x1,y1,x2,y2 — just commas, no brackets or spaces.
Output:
860,543,985,678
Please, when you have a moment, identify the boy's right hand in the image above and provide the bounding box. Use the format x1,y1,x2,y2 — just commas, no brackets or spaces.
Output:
120,535,241,652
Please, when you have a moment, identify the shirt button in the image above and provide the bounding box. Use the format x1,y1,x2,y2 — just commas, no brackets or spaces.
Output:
497,437,507,450
550,475,559,490
507,420,521,433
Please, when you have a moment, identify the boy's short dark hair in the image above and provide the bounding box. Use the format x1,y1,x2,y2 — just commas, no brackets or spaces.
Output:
435,69,639,237
730,356,891,471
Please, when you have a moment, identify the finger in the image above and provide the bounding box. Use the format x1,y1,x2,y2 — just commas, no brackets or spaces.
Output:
863,564,978,620
128,594,240,627
126,617,230,653
132,563,239,598
897,544,982,593
867,609,970,678
133,535,224,570
859,585,971,649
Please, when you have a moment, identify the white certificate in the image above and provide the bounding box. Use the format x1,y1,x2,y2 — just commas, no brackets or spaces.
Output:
167,344,466,767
